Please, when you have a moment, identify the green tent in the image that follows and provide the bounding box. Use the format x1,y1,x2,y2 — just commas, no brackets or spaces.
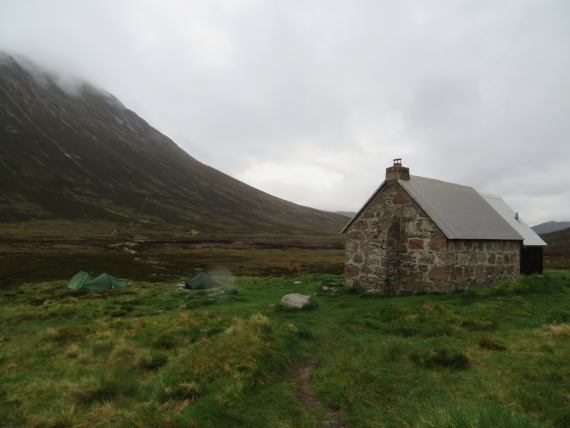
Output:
67,270,126,290
83,273,126,290
185,271,223,289
67,270,94,289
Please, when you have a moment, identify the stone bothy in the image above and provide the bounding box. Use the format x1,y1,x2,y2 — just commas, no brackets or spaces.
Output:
342,159,546,294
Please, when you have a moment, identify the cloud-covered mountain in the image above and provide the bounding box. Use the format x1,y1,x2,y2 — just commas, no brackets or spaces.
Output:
0,53,347,235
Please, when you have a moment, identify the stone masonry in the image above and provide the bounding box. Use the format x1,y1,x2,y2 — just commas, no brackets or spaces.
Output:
344,162,521,294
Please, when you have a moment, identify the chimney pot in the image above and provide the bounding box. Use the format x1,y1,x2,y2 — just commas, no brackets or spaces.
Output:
386,158,410,182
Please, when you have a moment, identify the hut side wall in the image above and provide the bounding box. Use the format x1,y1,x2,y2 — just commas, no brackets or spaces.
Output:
444,240,520,290
344,182,521,293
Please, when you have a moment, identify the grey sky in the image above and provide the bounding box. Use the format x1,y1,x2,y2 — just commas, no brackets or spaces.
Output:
1,0,568,225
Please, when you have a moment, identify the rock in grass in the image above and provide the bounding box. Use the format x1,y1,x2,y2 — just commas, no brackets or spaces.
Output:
280,293,312,309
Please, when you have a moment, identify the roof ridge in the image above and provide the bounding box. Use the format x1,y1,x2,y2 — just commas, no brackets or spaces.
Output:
408,175,474,189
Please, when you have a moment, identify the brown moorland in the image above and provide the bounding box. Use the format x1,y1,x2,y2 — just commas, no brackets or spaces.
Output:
0,220,345,288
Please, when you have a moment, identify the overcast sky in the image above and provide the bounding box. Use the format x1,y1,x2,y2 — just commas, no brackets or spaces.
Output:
1,0,569,225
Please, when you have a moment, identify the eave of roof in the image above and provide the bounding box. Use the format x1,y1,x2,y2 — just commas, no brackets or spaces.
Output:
478,192,546,247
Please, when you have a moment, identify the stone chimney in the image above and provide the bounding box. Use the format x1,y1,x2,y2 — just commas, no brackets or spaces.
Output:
386,158,410,182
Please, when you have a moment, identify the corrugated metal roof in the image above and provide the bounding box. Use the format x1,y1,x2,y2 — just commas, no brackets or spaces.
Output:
398,176,523,240
479,192,546,246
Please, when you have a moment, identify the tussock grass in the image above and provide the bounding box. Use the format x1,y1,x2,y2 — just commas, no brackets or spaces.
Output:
414,347,471,370
73,366,141,404
1,271,570,426
479,335,507,351
543,323,570,337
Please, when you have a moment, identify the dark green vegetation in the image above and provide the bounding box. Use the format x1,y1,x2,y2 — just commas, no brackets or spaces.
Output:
2,271,570,427
0,52,347,234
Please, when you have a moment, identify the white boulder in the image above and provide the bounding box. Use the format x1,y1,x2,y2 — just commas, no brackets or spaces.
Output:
280,293,312,309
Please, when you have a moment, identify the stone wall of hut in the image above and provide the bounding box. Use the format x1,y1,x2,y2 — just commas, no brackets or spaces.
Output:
344,181,521,294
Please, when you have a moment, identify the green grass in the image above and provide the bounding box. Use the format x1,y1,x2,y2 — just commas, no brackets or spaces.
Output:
1,271,570,427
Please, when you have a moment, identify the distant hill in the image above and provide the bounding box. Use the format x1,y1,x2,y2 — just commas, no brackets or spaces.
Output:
0,52,347,235
335,211,356,218
531,221,570,235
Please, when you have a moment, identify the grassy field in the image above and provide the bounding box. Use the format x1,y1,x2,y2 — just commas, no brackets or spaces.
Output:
2,270,570,427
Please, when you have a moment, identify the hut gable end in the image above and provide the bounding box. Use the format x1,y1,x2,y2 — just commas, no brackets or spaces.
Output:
344,178,448,293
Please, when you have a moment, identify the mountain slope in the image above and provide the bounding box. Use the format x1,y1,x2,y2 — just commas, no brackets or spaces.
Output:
531,221,570,235
335,211,356,218
541,227,570,270
0,53,347,235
